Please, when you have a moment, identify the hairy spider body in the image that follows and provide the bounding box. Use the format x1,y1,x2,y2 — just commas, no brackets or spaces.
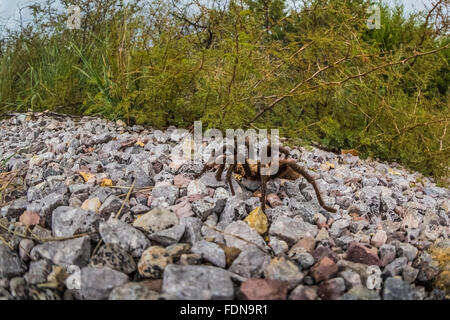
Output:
195,137,337,213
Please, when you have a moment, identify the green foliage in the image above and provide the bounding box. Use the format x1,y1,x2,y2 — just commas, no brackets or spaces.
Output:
0,0,448,184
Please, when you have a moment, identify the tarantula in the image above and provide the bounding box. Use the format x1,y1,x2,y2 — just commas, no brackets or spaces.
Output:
195,136,337,213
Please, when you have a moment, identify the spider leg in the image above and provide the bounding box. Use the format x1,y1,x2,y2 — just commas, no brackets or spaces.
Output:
226,163,236,195
288,161,337,213
260,174,268,211
215,163,226,181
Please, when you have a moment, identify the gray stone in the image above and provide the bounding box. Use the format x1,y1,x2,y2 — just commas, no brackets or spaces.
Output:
224,221,267,252
24,259,53,284
52,206,100,237
295,252,315,270
19,239,35,262
0,244,26,278
30,236,91,267
133,208,179,234
379,244,396,266
192,197,224,220
269,216,318,245
396,243,418,262
99,219,151,258
79,267,128,300
264,257,304,289
339,269,362,289
191,240,226,268
162,264,234,300
99,195,129,217
151,185,179,206
148,224,185,246
228,247,270,278
382,277,413,300
179,217,203,245
7,197,28,218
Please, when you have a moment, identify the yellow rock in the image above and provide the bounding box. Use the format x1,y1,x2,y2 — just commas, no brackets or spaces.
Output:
78,171,94,182
81,198,101,213
135,141,145,147
388,168,401,176
99,178,113,187
244,207,268,235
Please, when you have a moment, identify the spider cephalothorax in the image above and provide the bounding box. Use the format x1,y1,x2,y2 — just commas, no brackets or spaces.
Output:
195,137,337,213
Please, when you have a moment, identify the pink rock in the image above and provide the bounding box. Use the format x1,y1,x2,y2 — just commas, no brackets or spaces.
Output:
371,230,387,248
169,198,194,219
173,175,190,188
310,256,338,283
240,279,289,300
345,242,382,266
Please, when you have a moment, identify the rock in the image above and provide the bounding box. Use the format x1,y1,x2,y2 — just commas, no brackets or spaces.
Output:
148,224,185,246
312,246,339,263
6,197,28,218
240,279,289,300
402,265,419,284
243,207,268,235
179,253,202,265
191,197,224,220
138,246,173,279
267,194,283,207
228,247,270,278
187,180,208,197
191,240,226,268
291,237,316,254
173,175,190,188
345,242,382,266
90,244,136,275
169,198,194,219
382,277,413,300
219,197,247,225
223,221,267,252
162,264,234,300
379,244,396,266
382,257,408,278
396,242,418,262
310,256,339,283
19,239,34,262
295,252,315,270
165,243,191,260
79,267,128,300
52,206,100,237
318,277,346,300
271,216,318,245
339,269,362,288
340,285,381,300
109,282,161,300
24,259,53,284
269,237,289,256
370,230,387,248
133,208,179,234
151,185,179,206
99,219,150,258
264,257,304,289
99,195,128,217
315,228,330,242
218,244,241,267
30,236,91,267
288,285,318,300
179,217,203,245
81,198,101,213
9,277,26,298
